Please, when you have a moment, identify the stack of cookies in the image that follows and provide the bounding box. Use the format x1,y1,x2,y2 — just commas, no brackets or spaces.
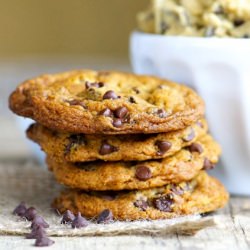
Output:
9,70,228,221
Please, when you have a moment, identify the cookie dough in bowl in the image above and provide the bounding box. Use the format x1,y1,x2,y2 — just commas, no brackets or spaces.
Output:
138,0,250,38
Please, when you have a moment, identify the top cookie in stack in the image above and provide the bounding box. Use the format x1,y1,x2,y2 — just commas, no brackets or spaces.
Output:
9,70,228,221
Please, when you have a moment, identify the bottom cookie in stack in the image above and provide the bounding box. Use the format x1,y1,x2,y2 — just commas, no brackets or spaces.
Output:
52,172,228,221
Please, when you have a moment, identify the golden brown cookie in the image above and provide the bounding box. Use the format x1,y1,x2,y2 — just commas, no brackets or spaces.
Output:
47,134,221,191
52,171,229,221
9,70,204,134
27,120,207,162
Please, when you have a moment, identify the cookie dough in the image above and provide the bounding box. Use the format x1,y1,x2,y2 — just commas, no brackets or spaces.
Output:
47,134,221,191
52,171,229,221
9,70,204,134
27,120,207,162
138,0,250,38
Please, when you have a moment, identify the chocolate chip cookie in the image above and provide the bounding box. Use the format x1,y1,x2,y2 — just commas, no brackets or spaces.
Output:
52,171,229,221
9,70,204,134
27,120,207,162
47,134,221,191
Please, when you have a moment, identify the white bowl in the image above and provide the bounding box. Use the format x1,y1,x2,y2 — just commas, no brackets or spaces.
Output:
130,31,250,195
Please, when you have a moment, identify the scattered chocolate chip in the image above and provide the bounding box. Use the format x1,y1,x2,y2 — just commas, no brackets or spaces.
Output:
61,210,75,224
35,236,55,247
24,207,38,221
188,143,203,154
203,158,215,170
26,225,46,239
112,118,123,128
114,107,128,118
67,100,86,108
71,212,89,228
171,185,184,196
234,19,245,27
31,215,49,229
135,166,152,181
132,87,140,94
99,108,113,117
155,140,172,155
204,27,215,37
99,141,118,155
13,202,27,217
183,129,195,142
156,109,168,118
97,209,113,224
134,200,148,211
103,90,118,100
153,194,174,212
128,96,136,104
85,81,104,89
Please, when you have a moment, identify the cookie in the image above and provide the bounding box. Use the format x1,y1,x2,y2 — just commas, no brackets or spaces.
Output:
9,70,204,134
47,134,221,191
27,120,207,162
52,171,229,221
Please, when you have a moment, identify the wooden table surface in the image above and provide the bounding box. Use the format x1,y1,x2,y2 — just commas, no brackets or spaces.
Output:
0,58,249,249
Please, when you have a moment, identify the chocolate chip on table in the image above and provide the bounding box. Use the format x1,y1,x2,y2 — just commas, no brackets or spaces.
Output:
188,143,203,154
153,194,174,212
114,107,128,118
61,210,75,224
103,90,118,100
85,81,104,89
99,108,113,117
112,118,123,128
135,166,152,181
24,207,38,221
99,141,118,155
183,128,195,142
67,100,86,108
13,202,27,217
134,200,148,211
203,158,215,170
71,212,89,229
35,236,55,247
156,109,168,118
155,140,172,155
97,209,114,224
26,225,47,239
31,215,49,229
234,19,245,27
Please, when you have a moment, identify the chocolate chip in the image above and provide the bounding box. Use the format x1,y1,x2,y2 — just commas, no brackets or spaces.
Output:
103,90,118,100
13,202,27,217
112,118,123,128
155,140,172,155
135,166,152,181
188,143,203,154
132,87,140,94
24,207,38,221
26,225,46,239
161,21,168,34
234,19,245,27
204,27,215,37
183,128,195,142
100,191,118,201
85,81,104,89
65,134,86,154
99,108,113,117
99,141,118,155
31,215,49,229
203,158,215,170
153,194,174,212
128,96,136,104
171,185,184,196
114,107,128,118
156,109,168,118
35,237,55,247
97,209,113,224
71,212,89,228
61,210,75,224
134,200,148,211
67,100,86,108
243,34,250,38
